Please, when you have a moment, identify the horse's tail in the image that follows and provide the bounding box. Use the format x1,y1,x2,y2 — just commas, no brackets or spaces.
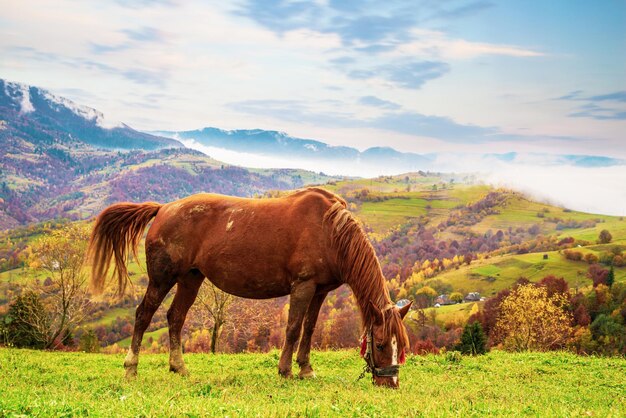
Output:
87,202,162,296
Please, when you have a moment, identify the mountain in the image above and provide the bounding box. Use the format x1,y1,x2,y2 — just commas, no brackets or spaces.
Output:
154,127,435,174
157,127,359,160
0,81,335,230
155,128,624,176
0,79,182,150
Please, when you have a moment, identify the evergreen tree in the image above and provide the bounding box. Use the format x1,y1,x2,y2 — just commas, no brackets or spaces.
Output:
606,266,615,288
457,321,487,355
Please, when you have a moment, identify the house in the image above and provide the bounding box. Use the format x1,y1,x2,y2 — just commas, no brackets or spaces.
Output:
464,292,481,302
434,294,455,306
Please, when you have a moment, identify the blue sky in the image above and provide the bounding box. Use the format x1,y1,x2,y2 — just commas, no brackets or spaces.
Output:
1,0,625,157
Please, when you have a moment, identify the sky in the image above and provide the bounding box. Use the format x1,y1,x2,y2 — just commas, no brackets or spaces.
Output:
1,0,625,159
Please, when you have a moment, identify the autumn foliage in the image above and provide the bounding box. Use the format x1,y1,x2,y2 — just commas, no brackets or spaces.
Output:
495,285,573,352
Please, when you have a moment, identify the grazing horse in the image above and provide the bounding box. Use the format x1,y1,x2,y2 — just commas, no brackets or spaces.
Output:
88,187,411,387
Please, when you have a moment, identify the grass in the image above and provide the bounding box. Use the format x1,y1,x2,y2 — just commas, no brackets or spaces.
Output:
416,302,482,326
1,349,624,417
352,184,489,235
431,250,626,296
87,307,135,327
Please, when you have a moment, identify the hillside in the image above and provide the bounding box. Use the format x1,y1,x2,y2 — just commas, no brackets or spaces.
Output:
1,175,624,354
1,349,624,417
0,80,337,230
0,79,182,151
324,175,626,298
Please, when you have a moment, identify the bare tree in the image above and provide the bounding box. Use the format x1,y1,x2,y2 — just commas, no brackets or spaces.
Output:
26,224,92,348
194,281,233,353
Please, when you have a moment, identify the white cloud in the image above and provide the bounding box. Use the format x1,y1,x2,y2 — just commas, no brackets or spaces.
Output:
395,29,545,59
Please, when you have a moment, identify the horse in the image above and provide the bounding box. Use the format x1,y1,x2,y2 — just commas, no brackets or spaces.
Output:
87,187,412,387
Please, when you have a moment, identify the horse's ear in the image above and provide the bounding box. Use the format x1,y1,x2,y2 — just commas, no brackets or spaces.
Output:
398,301,413,319
369,301,383,325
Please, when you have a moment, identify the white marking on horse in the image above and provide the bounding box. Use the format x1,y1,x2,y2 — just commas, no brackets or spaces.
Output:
124,347,138,366
391,335,398,385
226,208,243,231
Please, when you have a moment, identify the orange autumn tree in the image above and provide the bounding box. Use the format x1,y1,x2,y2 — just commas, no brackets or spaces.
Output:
495,284,573,351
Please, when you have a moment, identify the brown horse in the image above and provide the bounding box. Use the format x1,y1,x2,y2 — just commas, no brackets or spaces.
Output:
88,187,411,387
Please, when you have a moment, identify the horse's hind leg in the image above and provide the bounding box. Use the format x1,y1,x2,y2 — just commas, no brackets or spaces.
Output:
296,291,327,378
167,270,204,375
278,281,316,378
125,278,175,379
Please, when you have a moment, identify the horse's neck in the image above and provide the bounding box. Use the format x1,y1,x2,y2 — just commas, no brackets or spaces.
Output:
346,270,392,325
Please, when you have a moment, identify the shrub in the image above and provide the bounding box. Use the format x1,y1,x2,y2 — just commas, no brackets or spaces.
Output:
79,329,100,353
563,249,583,261
2,291,48,349
598,230,612,244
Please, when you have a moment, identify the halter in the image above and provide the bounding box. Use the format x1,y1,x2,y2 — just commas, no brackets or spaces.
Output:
358,327,401,380
357,304,401,380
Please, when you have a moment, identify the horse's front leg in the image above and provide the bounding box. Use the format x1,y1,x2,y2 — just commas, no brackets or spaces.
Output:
296,292,327,378
278,281,316,377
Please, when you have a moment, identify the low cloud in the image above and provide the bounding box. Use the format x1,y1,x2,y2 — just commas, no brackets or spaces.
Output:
433,154,626,216
483,164,626,216
181,134,626,216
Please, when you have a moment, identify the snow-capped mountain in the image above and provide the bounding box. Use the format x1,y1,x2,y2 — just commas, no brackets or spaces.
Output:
0,79,182,150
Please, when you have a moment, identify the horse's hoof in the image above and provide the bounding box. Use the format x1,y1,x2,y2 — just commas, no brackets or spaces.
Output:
278,369,293,378
299,370,316,379
170,366,189,376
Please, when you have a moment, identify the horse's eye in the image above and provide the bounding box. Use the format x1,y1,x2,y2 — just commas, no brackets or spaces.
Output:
376,344,384,351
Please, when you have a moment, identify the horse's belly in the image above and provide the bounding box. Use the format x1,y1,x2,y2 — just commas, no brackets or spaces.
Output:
207,270,292,299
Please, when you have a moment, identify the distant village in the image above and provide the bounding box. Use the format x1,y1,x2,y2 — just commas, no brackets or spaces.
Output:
434,292,485,308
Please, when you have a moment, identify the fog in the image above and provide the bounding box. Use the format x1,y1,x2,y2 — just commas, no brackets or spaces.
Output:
181,139,626,217
179,139,411,177
482,164,626,217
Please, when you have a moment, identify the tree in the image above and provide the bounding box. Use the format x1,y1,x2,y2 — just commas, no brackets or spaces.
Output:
598,230,612,244
457,321,487,355
495,284,573,351
587,264,609,287
194,281,233,353
538,275,569,297
589,314,624,354
606,266,615,288
415,286,437,307
79,329,100,353
2,291,48,348
450,292,464,304
26,224,92,349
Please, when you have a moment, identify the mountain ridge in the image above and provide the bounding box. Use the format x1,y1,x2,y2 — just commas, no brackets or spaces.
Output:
155,127,625,174
1,79,183,151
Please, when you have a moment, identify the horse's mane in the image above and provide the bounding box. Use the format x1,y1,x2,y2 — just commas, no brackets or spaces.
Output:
324,201,409,349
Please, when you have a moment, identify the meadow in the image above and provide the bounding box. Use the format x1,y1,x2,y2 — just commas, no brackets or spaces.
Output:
1,348,625,417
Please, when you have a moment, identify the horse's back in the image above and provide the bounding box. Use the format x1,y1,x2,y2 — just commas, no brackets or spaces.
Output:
144,188,345,298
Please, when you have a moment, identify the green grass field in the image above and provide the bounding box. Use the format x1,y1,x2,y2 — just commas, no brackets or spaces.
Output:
432,250,626,296
1,349,624,417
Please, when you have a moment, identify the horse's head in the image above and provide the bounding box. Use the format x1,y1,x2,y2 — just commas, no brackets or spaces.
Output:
361,300,412,388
